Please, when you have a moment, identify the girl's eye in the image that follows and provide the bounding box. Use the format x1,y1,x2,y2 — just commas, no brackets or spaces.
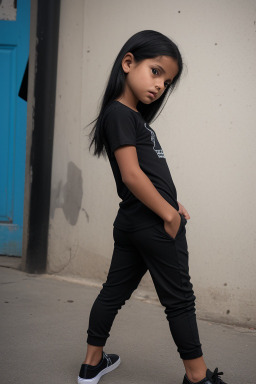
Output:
152,68,158,75
164,81,171,88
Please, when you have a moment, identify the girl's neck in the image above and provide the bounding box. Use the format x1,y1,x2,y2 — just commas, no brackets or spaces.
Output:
115,95,138,112
115,99,138,112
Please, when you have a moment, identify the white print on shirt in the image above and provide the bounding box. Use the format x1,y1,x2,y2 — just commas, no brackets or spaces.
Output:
144,123,166,159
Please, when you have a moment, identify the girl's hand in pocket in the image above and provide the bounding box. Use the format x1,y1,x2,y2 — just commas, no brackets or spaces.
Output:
177,201,190,220
164,211,181,239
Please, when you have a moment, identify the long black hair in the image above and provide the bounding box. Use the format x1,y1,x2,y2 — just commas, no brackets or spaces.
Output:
88,30,183,158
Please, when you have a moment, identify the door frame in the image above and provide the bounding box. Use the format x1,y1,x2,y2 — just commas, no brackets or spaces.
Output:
21,0,61,273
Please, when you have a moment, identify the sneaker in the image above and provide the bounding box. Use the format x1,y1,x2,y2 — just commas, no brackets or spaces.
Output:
77,351,121,384
183,368,227,384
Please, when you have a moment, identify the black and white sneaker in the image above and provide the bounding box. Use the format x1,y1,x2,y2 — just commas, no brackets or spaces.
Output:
183,368,227,384
77,351,121,384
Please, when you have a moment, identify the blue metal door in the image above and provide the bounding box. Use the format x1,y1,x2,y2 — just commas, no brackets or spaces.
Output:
0,0,30,256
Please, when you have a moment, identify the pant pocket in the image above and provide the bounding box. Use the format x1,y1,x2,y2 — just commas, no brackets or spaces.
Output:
162,213,184,240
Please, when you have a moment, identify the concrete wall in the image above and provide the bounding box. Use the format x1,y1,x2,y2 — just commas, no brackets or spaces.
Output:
47,0,256,327
0,0,17,20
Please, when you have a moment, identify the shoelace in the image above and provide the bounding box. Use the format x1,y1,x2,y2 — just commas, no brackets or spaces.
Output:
210,368,225,384
103,352,112,367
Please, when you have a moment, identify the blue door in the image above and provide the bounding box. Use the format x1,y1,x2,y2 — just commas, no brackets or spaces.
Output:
0,0,30,256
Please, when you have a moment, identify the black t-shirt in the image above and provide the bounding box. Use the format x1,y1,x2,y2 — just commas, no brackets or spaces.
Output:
103,100,179,231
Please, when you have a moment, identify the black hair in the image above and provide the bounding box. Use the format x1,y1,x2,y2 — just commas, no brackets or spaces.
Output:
88,30,183,158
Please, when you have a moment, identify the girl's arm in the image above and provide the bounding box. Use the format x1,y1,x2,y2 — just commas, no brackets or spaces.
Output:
114,145,181,239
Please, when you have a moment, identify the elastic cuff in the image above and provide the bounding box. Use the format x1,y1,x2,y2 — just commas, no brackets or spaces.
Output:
180,350,203,360
87,335,106,347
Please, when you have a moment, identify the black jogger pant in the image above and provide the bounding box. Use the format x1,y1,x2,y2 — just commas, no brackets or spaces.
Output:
87,213,203,360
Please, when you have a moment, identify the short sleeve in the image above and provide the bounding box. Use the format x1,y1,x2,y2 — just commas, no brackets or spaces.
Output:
103,106,137,156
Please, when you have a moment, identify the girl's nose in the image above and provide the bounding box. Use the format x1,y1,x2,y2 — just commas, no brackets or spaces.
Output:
155,81,164,91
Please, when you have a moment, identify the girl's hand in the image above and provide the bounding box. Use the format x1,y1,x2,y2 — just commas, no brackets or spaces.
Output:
164,210,181,239
177,201,190,220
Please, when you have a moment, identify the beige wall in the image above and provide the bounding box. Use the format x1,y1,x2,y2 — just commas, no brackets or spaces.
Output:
48,0,256,327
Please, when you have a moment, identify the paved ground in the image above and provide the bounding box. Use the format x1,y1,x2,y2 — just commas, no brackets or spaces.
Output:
0,259,255,384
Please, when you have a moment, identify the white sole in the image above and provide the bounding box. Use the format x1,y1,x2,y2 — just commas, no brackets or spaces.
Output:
77,357,121,384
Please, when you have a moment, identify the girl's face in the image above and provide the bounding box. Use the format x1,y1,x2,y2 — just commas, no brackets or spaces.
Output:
119,54,179,110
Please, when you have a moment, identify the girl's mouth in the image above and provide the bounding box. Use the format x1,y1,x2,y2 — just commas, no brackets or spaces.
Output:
148,91,157,99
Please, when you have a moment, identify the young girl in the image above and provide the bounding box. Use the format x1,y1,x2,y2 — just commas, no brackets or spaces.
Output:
78,30,227,384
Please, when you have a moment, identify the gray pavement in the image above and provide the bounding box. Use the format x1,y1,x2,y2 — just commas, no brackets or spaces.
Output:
0,260,255,384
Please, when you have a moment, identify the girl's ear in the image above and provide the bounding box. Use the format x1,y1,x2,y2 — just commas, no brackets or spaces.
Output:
121,52,135,73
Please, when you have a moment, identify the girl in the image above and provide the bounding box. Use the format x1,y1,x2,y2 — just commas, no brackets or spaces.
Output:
78,30,227,384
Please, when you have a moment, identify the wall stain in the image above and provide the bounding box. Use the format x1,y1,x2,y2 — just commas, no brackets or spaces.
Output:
63,162,83,225
50,161,83,225
48,240,79,275
81,208,90,222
